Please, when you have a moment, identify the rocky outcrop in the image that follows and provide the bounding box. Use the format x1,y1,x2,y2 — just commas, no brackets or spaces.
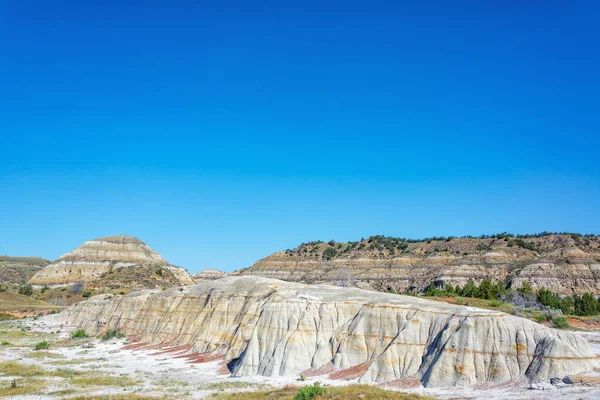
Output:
62,276,599,387
236,234,600,294
192,269,228,282
28,235,195,288
0,256,50,285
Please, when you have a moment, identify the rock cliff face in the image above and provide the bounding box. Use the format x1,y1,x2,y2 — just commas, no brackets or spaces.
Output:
28,235,195,288
236,234,600,295
0,256,50,285
62,276,599,387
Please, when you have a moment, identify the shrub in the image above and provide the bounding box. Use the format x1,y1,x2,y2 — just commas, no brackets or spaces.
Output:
34,341,50,350
1,341,10,346
70,281,84,295
487,299,501,307
18,284,33,297
155,268,163,277
298,373,306,381
294,382,325,400
322,247,338,260
81,290,93,298
101,329,125,341
71,329,89,339
40,285,49,294
535,314,547,323
552,316,569,329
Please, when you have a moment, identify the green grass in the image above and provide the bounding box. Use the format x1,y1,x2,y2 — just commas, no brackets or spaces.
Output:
210,385,434,400
0,362,79,378
34,340,50,350
71,329,89,339
553,316,570,328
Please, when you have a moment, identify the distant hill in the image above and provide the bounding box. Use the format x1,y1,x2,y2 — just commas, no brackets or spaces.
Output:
235,233,600,295
0,256,50,285
28,234,195,289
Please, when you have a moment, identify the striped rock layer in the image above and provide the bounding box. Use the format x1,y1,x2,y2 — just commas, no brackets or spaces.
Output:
236,234,600,295
62,276,599,387
28,235,195,287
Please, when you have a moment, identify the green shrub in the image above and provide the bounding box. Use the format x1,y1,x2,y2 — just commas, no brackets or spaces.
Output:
81,290,93,298
487,299,501,307
552,316,569,329
1,341,10,346
294,382,325,400
18,284,33,297
34,341,50,350
71,329,89,339
535,314,547,323
101,329,125,341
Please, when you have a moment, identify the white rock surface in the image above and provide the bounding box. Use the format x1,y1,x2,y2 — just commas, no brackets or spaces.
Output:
62,276,600,388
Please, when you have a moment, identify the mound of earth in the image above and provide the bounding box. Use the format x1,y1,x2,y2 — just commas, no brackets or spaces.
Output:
62,276,599,388
28,235,195,289
0,256,50,285
236,233,600,295
192,269,228,282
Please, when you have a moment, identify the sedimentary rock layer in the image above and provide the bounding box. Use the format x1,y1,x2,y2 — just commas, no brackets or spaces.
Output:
192,269,228,282
237,234,600,294
28,235,195,287
62,276,599,387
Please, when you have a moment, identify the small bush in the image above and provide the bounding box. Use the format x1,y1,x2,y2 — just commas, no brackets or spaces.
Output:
18,284,33,297
552,316,569,329
101,329,125,341
487,299,501,307
294,382,325,400
71,329,89,339
297,373,306,381
1,341,10,346
34,341,50,350
535,314,547,323
81,290,93,298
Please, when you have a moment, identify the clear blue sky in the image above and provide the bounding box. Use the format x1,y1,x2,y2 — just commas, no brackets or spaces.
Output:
1,1,598,272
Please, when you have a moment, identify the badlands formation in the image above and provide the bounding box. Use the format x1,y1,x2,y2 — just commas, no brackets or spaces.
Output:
28,234,195,288
192,268,229,282
0,255,49,285
237,234,600,295
63,276,599,388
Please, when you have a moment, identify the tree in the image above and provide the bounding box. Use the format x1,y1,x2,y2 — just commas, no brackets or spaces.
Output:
425,284,438,297
444,282,456,296
477,279,493,299
462,279,477,298
575,293,599,316
322,247,338,260
517,281,534,298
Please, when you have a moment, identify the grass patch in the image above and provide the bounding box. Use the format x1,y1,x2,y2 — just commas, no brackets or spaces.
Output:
553,316,570,328
0,362,79,378
25,350,65,359
210,384,434,400
34,340,50,350
101,329,125,341
71,329,89,339
68,395,157,400
71,375,141,387
0,378,47,398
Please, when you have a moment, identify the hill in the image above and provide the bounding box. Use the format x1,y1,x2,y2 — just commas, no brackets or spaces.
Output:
236,233,600,295
28,234,195,289
0,256,50,285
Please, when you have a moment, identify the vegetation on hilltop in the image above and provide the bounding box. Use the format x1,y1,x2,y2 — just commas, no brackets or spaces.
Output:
282,232,599,259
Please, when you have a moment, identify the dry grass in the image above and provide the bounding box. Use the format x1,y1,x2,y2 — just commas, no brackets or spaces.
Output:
210,384,434,399
25,350,65,359
0,378,47,398
68,395,157,400
0,362,78,378
71,375,141,387
0,291,63,311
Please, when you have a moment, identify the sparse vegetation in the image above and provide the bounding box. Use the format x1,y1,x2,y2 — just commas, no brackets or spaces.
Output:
101,329,125,341
294,382,325,400
552,316,569,328
34,341,50,350
71,329,89,339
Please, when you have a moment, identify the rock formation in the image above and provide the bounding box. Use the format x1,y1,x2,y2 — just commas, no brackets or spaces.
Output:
0,256,50,285
28,235,195,288
236,234,600,294
62,276,599,387
192,269,228,282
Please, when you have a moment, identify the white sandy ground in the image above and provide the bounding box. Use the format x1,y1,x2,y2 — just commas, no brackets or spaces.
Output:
1,314,600,399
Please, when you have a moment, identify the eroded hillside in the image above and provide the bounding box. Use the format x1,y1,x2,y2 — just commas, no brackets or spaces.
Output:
62,276,599,387
236,233,600,294
0,256,50,285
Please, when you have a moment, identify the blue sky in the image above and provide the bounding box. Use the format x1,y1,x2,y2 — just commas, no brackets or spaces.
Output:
1,1,599,272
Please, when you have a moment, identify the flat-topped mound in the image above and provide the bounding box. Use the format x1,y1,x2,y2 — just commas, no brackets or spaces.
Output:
63,276,599,388
28,235,195,288
192,269,228,282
